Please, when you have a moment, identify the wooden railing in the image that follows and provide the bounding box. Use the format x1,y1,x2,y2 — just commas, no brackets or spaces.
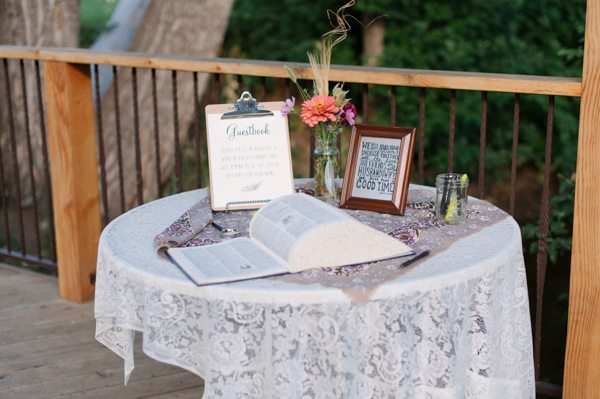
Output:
2,44,582,289
1,45,582,96
563,3,600,398
0,5,598,395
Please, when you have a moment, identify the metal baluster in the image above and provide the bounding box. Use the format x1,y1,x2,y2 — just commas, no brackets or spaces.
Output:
448,89,456,173
94,64,109,228
131,68,143,205
418,88,426,185
4,59,25,255
285,79,290,99
309,135,315,179
112,66,126,214
510,93,520,216
214,74,221,103
390,86,397,126
534,95,554,382
0,59,12,253
151,69,162,197
478,91,488,198
260,77,266,102
193,72,202,189
362,84,369,123
35,60,56,262
20,60,41,258
172,70,182,193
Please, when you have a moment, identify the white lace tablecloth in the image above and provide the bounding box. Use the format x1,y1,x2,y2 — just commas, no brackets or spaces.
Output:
94,185,534,399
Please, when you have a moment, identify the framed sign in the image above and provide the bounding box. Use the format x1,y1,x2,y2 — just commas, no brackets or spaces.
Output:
339,124,417,215
205,93,295,211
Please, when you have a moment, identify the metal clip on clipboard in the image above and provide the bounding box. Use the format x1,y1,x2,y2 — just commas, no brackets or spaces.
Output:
221,91,274,119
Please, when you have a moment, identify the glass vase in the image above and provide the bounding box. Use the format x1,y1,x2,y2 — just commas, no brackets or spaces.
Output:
313,137,341,201
435,173,469,224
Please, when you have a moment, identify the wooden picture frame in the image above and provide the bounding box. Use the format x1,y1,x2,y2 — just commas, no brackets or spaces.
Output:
339,124,417,215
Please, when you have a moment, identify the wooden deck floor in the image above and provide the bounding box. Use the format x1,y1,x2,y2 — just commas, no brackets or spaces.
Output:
0,264,205,399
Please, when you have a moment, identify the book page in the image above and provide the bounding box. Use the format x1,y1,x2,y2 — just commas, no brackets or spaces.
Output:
167,238,288,285
289,219,413,272
249,194,353,265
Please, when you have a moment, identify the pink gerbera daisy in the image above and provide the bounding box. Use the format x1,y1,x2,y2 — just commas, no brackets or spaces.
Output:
300,96,339,127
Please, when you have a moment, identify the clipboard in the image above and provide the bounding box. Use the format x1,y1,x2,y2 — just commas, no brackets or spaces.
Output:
205,92,295,211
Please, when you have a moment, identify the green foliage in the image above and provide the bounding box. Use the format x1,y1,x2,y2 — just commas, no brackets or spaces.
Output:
223,0,584,184
223,0,361,65
79,0,119,48
362,0,584,182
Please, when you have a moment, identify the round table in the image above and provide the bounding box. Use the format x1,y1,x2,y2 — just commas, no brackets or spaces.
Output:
94,185,534,399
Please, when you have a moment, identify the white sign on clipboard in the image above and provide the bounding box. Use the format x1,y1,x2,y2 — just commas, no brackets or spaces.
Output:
206,92,295,211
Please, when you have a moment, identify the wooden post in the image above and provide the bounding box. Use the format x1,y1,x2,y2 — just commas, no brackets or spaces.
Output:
44,61,101,303
563,1,600,397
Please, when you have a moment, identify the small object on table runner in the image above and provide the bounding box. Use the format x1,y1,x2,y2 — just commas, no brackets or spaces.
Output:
211,221,241,239
435,173,469,224
399,250,430,268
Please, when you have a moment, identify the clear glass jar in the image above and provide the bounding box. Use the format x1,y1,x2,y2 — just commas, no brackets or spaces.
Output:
435,173,469,224
313,137,341,201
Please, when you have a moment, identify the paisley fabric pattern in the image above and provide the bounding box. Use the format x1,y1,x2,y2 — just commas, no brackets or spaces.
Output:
151,186,508,296
95,184,534,398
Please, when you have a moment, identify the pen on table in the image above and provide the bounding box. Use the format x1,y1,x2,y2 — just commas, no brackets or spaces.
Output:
211,220,241,238
399,250,430,268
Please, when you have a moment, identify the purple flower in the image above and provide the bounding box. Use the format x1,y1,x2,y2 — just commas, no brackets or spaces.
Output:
340,103,357,126
281,96,295,116
326,124,333,131
344,109,356,126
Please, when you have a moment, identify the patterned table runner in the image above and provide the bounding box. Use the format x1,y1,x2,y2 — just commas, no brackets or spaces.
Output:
153,185,508,300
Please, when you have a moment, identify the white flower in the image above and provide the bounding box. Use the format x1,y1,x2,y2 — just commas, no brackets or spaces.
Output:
415,340,450,384
209,332,248,376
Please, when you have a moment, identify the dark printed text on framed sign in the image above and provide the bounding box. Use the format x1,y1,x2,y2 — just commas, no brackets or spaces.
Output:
340,124,417,215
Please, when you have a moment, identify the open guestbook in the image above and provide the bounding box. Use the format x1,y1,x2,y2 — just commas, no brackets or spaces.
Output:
166,193,414,285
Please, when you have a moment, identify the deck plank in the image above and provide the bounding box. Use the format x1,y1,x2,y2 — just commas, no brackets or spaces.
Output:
0,297,85,321
0,285,62,308
0,302,94,333
1,326,113,374
0,316,97,345
4,356,202,398
145,386,208,399
0,264,204,398
2,329,97,358
0,273,49,289
0,281,59,297
50,373,204,399
0,266,16,276
2,345,152,388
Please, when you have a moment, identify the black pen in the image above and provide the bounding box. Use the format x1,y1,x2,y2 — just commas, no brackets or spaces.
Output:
399,250,430,268
441,175,450,215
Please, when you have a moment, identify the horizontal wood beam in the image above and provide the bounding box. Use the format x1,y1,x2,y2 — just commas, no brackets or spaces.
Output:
0,45,582,97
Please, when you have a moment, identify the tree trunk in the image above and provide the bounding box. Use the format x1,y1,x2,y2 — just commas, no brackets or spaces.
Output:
90,0,152,99
0,0,79,199
362,14,385,66
0,0,79,47
100,0,234,219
